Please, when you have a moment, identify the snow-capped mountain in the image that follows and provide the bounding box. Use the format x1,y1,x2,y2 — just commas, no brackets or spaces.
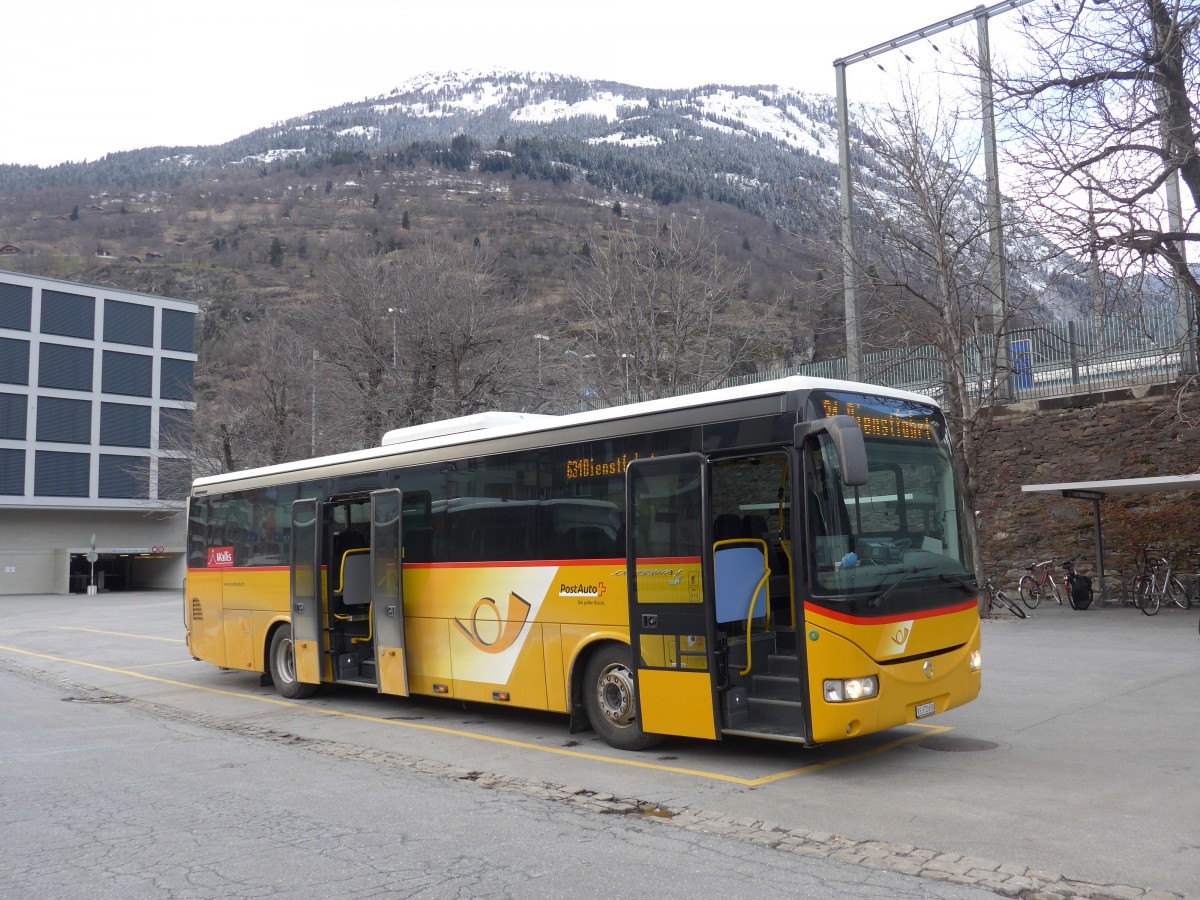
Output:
0,69,1085,315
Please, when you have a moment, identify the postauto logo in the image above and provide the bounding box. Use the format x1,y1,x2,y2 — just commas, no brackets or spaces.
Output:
454,593,533,654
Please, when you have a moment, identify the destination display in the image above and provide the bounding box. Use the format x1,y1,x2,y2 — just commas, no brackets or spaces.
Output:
808,390,937,442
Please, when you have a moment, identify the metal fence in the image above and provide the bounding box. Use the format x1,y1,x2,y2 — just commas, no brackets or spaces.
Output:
723,305,1193,402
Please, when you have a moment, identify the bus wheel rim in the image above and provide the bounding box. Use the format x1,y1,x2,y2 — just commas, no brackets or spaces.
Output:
596,663,636,729
278,636,296,683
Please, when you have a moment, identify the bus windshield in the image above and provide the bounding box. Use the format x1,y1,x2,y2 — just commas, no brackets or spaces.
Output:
806,390,973,597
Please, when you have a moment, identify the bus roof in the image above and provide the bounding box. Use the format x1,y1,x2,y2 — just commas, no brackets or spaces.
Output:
191,375,937,492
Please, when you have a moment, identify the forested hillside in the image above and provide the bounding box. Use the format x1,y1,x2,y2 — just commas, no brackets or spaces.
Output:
0,70,1082,473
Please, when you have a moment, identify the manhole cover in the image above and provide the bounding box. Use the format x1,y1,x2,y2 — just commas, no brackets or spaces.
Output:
918,736,998,752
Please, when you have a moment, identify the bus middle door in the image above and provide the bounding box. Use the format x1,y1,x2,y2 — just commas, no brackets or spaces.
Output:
289,498,324,687
370,488,409,696
625,453,719,740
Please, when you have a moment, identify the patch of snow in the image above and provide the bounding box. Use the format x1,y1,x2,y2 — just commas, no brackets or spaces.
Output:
587,133,663,148
511,93,648,124
240,148,307,165
689,90,839,164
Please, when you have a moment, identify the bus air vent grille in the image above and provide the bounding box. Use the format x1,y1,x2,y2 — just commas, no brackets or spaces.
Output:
191,598,203,621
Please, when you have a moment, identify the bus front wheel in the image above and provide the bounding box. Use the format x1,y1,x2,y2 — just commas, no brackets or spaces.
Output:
583,643,661,751
269,624,319,699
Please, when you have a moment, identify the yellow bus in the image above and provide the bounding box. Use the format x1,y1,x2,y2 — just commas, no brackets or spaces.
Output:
185,376,981,750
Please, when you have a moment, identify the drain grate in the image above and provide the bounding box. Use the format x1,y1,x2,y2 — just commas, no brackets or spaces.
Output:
918,736,998,752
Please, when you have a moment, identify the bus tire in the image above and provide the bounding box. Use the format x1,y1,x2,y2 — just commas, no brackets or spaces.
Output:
269,624,318,699
583,643,662,751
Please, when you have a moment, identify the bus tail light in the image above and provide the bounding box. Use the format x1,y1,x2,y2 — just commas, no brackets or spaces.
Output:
824,676,878,703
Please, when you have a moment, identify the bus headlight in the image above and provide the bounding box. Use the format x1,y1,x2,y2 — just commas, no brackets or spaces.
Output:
970,649,982,672
824,676,879,703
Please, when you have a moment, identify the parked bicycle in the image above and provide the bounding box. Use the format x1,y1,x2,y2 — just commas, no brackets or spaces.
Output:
1128,545,1159,611
1019,558,1062,608
983,574,1026,619
1134,548,1188,616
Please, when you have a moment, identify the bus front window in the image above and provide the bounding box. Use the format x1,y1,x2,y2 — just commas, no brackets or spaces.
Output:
806,394,973,599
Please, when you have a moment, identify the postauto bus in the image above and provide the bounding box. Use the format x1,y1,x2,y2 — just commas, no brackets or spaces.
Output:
185,376,981,750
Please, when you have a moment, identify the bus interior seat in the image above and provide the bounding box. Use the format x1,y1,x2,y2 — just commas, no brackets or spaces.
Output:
338,550,372,605
713,542,769,626
742,514,768,541
714,513,745,542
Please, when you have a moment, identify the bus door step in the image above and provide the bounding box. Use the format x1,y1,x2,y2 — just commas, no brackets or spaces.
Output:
747,696,805,730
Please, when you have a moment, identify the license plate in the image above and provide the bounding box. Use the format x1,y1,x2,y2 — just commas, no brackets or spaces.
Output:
915,701,936,719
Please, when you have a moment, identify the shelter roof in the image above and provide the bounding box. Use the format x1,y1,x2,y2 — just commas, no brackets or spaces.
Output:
1022,475,1200,497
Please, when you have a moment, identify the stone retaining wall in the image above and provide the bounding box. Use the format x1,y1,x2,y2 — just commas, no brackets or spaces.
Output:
973,381,1200,586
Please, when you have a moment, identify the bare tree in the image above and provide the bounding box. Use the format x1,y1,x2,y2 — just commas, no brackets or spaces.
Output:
393,241,529,424
851,84,1049,587
296,243,529,449
566,217,788,405
994,0,1200,341
188,316,313,474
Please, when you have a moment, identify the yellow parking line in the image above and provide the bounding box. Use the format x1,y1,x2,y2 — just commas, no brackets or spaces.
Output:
122,659,198,671
55,627,186,644
0,642,949,786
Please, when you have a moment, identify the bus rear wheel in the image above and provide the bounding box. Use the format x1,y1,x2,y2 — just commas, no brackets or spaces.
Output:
583,643,662,751
269,624,318,699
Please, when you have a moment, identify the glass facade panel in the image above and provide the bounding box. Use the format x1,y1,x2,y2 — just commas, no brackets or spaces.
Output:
0,282,32,331
159,407,193,450
0,392,27,440
101,351,152,397
103,299,154,347
39,343,93,391
0,447,23,495
36,396,92,444
34,450,89,497
160,358,194,401
41,290,95,339
100,402,151,447
161,309,196,352
0,337,29,385
98,454,149,499
158,457,193,501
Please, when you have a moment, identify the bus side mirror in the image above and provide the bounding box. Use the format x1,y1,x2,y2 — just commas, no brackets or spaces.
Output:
795,416,868,487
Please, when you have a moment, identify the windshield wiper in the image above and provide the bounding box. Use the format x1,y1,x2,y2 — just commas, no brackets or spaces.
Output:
867,564,937,609
939,573,978,595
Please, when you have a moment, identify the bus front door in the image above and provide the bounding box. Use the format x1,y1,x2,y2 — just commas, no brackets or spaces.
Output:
289,498,323,686
625,454,719,740
370,488,409,696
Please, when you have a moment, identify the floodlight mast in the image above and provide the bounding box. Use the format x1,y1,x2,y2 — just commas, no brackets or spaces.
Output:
832,0,1033,391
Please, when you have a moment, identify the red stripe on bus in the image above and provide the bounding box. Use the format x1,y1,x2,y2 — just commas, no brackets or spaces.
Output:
803,598,977,625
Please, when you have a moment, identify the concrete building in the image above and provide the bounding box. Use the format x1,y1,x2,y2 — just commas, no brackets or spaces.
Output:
0,271,197,594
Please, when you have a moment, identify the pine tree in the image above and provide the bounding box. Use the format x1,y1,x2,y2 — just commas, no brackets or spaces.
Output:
402,209,411,230
268,237,284,268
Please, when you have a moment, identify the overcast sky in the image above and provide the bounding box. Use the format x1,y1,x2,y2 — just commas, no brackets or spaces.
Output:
3,0,1023,167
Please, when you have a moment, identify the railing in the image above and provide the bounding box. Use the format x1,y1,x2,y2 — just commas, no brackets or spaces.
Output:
722,305,1194,403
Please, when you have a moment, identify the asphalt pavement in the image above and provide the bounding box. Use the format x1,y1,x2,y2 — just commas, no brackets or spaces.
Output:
0,589,1196,898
